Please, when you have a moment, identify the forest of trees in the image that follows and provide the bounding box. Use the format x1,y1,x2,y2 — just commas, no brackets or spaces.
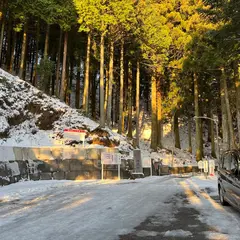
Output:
0,0,240,160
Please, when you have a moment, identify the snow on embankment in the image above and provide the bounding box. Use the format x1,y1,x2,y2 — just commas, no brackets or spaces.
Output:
0,69,132,152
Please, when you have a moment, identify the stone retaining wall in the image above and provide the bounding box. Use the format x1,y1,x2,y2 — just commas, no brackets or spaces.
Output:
0,146,123,185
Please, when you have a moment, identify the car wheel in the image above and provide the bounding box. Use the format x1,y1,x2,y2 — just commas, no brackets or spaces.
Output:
219,186,228,206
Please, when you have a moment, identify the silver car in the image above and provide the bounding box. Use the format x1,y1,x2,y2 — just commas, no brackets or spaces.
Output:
218,150,240,211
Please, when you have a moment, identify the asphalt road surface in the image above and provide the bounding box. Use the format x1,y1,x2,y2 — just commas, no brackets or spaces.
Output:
0,176,239,240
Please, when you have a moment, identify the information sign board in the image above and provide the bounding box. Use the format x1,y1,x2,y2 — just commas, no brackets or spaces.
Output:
198,160,204,169
101,152,121,165
101,152,121,180
64,129,86,141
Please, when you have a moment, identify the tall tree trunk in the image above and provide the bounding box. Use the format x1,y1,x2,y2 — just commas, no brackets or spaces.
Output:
6,18,12,70
44,24,50,59
68,58,74,106
83,33,91,114
50,44,57,95
194,72,203,161
75,57,81,109
55,28,62,96
234,61,240,145
65,57,70,105
136,61,140,147
210,110,217,158
9,30,16,73
15,33,21,74
221,68,235,149
174,111,181,149
19,22,28,80
33,20,39,87
100,32,105,127
30,38,35,84
151,75,157,151
156,77,163,148
104,69,109,115
188,117,192,153
144,76,150,112
60,31,68,102
118,39,124,134
127,62,133,138
41,24,50,92
107,41,114,126
91,71,97,119
220,72,230,150
113,78,119,126
207,111,212,142
0,16,5,66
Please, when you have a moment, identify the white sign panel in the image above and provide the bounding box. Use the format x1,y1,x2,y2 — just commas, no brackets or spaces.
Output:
203,160,208,173
209,160,215,175
112,153,121,165
64,129,86,141
142,157,151,168
101,152,121,165
198,160,204,169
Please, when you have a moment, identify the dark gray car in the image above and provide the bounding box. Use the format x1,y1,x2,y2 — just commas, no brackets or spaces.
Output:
218,150,240,211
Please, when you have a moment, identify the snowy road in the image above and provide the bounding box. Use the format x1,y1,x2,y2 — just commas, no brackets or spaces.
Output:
0,176,239,240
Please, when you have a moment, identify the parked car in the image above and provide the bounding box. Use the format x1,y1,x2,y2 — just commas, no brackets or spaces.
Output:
218,150,240,211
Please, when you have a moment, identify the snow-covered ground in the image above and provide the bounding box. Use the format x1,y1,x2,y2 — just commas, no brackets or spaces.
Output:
0,176,239,240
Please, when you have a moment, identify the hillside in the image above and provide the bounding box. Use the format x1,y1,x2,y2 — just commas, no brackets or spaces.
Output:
0,69,211,168
0,69,132,153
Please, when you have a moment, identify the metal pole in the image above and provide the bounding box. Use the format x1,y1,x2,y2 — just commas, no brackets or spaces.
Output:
101,164,104,180
150,161,153,176
118,164,120,180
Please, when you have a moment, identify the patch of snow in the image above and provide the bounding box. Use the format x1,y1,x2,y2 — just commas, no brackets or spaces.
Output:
0,180,77,202
0,116,9,133
163,229,193,237
136,230,159,237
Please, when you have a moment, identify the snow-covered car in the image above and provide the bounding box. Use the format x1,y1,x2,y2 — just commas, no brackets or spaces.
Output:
218,150,240,211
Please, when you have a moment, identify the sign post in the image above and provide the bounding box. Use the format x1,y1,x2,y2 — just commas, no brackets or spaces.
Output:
203,160,209,179
118,163,120,180
101,162,104,180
